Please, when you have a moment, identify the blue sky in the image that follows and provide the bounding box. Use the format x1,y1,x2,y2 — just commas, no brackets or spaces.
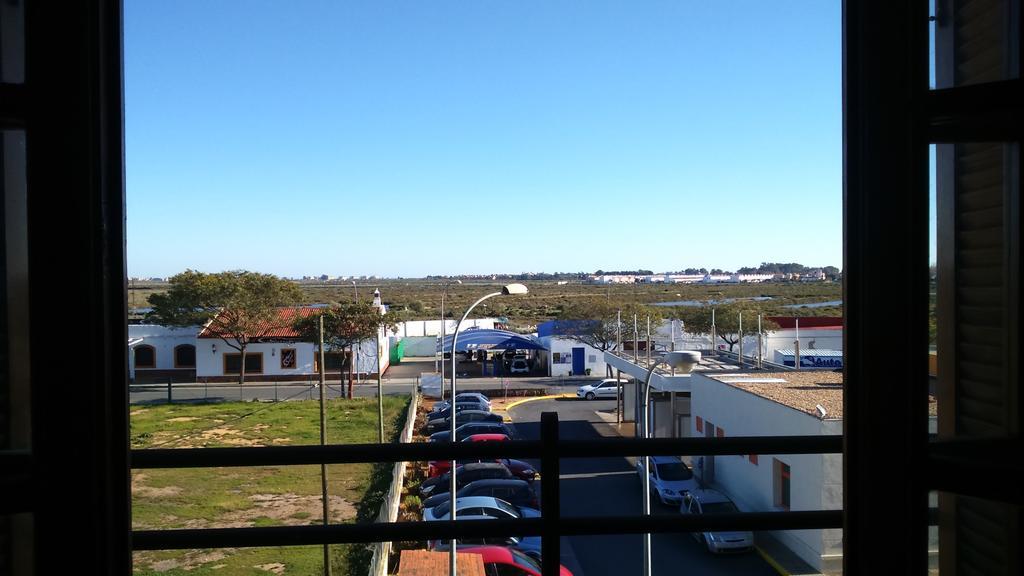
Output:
125,1,841,278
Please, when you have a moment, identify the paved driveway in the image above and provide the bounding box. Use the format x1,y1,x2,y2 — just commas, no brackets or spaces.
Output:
509,398,778,576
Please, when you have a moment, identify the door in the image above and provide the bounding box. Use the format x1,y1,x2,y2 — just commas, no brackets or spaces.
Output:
572,347,585,374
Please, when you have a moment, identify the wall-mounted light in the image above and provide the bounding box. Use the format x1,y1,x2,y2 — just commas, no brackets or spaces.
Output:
272,348,276,356
212,343,217,354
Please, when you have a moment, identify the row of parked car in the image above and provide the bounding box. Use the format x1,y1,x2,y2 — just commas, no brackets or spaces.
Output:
638,455,755,553
415,394,572,575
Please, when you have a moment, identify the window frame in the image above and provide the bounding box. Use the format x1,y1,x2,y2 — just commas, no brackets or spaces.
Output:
173,344,196,369
223,352,264,375
133,344,156,369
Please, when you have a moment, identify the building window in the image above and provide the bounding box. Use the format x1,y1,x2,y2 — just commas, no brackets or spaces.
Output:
695,416,703,433
716,426,724,438
313,351,347,372
749,454,758,465
553,352,561,363
280,348,296,369
224,352,263,374
134,345,156,369
173,344,196,368
774,459,791,510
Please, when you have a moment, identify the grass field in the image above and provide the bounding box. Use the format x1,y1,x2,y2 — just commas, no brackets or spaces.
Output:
130,278,843,327
130,396,409,575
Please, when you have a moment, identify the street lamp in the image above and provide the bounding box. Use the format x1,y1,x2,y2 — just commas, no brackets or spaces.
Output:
351,280,358,303
640,350,701,576
449,283,528,576
438,279,462,396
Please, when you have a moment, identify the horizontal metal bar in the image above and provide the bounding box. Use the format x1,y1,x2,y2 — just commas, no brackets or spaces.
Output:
925,79,1022,142
131,435,841,469
132,511,842,550
927,438,1024,505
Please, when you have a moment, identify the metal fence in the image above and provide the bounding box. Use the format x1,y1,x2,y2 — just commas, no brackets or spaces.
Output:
127,380,407,405
367,393,419,576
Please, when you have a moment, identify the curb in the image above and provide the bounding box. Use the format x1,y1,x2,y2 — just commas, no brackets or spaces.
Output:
756,545,792,576
501,393,576,412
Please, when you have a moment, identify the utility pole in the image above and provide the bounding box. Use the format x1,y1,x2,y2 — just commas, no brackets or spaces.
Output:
711,308,717,357
376,327,384,443
633,314,639,362
616,310,622,424
738,312,744,367
757,314,763,369
318,315,332,576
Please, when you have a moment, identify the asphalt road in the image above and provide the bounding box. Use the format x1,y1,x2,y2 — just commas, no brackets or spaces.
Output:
509,398,777,576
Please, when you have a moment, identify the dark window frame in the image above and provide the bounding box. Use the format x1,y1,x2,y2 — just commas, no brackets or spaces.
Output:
133,345,156,369
223,352,263,375
173,344,196,369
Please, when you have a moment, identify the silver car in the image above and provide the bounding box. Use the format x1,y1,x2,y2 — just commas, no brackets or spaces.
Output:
680,489,754,553
576,379,624,400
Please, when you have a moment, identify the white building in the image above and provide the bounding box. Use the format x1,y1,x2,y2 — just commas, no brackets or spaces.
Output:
128,324,199,382
690,371,844,573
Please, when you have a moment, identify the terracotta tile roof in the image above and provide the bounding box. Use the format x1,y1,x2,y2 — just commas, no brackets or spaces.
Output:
197,306,322,339
398,550,486,576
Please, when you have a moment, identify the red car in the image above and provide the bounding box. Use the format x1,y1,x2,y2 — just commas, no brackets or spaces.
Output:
428,457,536,480
464,433,510,442
457,545,573,576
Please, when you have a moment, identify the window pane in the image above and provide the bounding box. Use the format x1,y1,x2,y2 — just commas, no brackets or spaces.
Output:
174,345,196,368
2,131,29,451
0,0,25,83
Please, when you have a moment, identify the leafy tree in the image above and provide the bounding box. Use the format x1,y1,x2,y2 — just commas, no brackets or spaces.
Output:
675,304,779,352
557,299,665,376
292,302,403,397
147,270,302,384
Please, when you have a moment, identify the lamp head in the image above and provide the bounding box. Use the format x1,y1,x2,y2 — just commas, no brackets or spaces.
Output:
662,351,701,372
501,283,528,296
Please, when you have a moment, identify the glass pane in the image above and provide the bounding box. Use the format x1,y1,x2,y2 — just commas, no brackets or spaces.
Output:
0,513,32,575
2,131,29,451
933,0,1021,88
935,492,1021,575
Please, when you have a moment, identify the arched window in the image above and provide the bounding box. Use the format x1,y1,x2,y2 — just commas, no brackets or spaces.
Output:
174,344,196,368
134,345,156,369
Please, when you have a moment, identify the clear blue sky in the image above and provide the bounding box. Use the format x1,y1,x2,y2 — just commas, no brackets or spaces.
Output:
125,0,841,278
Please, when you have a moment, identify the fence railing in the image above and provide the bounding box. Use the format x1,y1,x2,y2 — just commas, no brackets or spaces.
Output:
367,393,419,576
132,416,842,576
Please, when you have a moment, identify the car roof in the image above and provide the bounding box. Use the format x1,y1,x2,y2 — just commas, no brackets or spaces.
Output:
451,545,512,564
461,462,509,472
452,496,512,509
464,433,508,442
463,478,528,489
650,455,685,464
687,489,732,504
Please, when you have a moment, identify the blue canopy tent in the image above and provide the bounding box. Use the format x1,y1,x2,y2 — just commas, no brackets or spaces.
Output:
437,328,547,353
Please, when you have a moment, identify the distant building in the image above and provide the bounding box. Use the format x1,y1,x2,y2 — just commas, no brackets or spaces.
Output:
128,325,200,383
536,320,612,377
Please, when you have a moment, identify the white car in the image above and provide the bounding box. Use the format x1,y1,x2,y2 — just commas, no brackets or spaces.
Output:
680,489,754,553
509,359,529,374
576,379,624,400
422,495,541,522
636,455,699,506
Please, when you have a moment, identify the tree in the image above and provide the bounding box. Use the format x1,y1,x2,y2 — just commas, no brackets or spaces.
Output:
675,304,779,352
292,302,403,398
557,299,665,377
147,270,302,384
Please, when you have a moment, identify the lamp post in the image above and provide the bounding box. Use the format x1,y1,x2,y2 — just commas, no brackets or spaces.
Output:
640,351,701,576
449,283,528,576
351,281,358,303
438,279,462,397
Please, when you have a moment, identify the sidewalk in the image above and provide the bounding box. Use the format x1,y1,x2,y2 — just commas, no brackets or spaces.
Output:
754,531,825,576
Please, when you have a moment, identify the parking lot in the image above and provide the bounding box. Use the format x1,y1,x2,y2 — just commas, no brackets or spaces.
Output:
509,397,778,576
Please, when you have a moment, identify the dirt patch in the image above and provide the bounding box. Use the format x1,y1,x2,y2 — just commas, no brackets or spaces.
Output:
149,559,180,572
252,423,270,431
130,408,149,416
166,416,199,423
131,473,183,499
173,493,357,529
255,563,286,574
136,549,231,572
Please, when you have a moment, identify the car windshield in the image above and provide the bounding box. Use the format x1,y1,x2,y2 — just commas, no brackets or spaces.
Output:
657,462,693,481
431,501,452,518
701,501,740,514
493,498,519,517
510,548,542,572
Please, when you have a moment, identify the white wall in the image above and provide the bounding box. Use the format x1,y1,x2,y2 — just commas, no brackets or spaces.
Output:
539,336,610,377
128,325,199,376
196,330,389,379
690,373,838,572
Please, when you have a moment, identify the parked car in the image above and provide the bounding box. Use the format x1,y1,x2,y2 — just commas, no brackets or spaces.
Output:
423,496,540,522
576,379,624,400
427,401,489,419
428,457,536,480
453,392,491,408
443,545,573,576
509,359,530,374
420,478,539,510
429,421,516,443
636,455,698,506
463,433,509,443
423,410,503,434
680,489,754,553
419,462,514,497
